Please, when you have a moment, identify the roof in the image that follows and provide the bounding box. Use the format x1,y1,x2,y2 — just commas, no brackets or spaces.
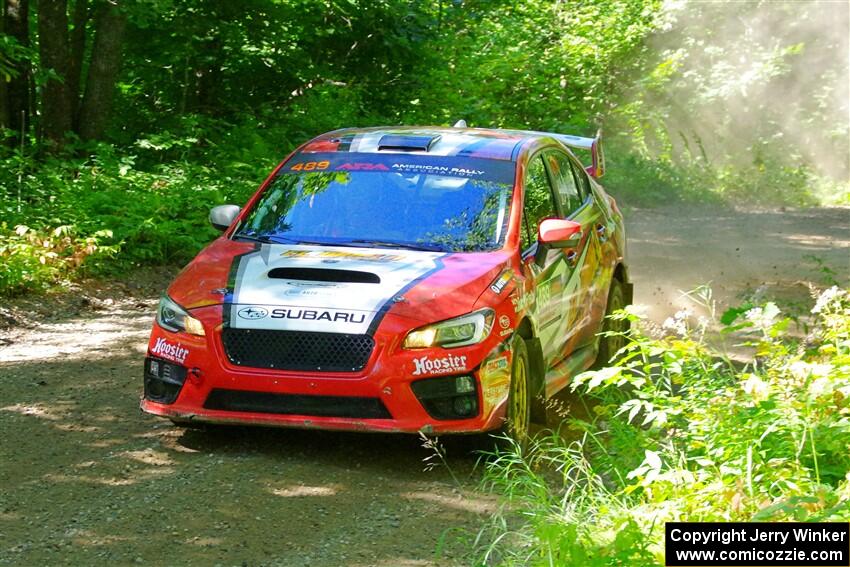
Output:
299,126,543,162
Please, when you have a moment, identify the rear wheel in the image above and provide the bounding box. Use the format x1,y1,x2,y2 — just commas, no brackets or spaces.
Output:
597,278,628,366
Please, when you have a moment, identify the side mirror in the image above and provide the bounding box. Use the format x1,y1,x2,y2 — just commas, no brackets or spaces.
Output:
538,218,582,248
209,204,241,232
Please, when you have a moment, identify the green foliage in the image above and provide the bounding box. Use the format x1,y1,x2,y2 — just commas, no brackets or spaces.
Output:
0,224,117,294
3,0,847,291
0,34,32,82
474,288,850,564
0,121,272,294
609,1,849,207
397,0,662,132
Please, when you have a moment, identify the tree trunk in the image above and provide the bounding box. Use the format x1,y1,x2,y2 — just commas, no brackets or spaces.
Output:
77,1,125,141
0,0,8,131
194,36,222,112
67,0,88,128
5,0,29,141
0,74,6,134
37,0,72,150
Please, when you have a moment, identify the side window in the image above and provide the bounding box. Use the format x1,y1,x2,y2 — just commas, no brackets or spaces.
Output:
521,156,557,250
568,159,592,200
545,152,583,215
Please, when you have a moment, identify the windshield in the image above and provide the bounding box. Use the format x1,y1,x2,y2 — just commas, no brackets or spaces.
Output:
235,152,516,253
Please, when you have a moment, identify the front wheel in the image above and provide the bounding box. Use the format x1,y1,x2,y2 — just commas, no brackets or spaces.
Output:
596,278,629,367
495,337,531,449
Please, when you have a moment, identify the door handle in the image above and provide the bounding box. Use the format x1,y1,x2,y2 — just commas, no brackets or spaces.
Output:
565,249,578,267
596,224,607,242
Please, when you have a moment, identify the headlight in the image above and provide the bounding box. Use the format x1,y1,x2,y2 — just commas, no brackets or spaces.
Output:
403,309,494,349
156,295,205,336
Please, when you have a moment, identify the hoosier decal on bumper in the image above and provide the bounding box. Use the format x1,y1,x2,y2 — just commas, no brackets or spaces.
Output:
412,354,468,376
150,338,189,364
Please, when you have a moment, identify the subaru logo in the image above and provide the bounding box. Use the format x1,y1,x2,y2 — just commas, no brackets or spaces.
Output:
237,306,269,319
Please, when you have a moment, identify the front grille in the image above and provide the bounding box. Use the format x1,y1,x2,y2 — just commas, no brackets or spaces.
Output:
204,389,392,419
221,328,374,372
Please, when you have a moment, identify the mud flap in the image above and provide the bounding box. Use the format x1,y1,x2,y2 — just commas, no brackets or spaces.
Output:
623,281,634,306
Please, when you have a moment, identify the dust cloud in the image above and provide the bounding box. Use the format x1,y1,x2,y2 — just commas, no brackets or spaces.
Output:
635,0,849,185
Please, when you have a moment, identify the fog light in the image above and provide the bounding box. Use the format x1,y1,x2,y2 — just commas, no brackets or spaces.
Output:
453,396,475,416
455,375,475,394
411,375,479,420
144,357,188,405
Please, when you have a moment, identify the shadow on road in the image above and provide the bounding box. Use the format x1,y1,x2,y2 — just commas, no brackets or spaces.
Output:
0,353,492,566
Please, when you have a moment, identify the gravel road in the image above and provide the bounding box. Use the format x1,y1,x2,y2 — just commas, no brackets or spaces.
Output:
1,205,847,566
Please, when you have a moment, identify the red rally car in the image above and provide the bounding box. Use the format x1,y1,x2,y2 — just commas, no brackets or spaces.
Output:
141,124,632,442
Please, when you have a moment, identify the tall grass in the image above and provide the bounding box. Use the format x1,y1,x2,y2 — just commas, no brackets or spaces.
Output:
473,287,850,565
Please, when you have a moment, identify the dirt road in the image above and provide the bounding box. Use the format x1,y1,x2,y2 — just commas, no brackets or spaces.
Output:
1,206,847,566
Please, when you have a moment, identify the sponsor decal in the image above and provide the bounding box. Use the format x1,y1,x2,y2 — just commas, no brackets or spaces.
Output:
151,338,189,364
238,306,269,320
284,280,338,288
511,288,534,313
499,314,511,329
537,280,553,305
412,354,468,376
391,163,485,177
280,249,404,263
269,308,366,324
499,329,513,337
484,356,509,372
279,152,516,183
283,289,328,297
336,162,389,171
483,383,510,408
490,270,513,294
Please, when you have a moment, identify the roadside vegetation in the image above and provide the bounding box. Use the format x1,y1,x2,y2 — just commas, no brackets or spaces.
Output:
1,0,847,295
471,287,850,565
2,2,848,564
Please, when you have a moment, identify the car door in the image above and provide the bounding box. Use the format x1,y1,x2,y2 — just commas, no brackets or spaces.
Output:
542,150,606,352
519,154,573,363
572,161,619,343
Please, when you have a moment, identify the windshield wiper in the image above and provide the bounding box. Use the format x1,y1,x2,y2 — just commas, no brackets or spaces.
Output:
235,233,446,252
233,233,274,243
343,239,448,252
234,233,324,246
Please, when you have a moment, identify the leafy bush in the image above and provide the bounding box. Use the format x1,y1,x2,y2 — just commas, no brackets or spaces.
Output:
474,287,850,565
0,224,117,294
0,125,275,294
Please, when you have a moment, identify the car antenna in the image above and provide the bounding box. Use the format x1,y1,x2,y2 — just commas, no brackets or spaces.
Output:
452,119,467,128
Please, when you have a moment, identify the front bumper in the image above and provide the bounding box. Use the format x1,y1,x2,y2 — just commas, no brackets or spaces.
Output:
140,307,514,435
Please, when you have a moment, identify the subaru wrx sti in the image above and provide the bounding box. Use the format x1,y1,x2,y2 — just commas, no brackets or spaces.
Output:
141,124,631,443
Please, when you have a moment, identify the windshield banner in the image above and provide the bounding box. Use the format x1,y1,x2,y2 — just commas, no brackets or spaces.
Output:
282,152,516,184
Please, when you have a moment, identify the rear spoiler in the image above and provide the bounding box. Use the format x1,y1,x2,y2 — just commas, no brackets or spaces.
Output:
547,130,605,178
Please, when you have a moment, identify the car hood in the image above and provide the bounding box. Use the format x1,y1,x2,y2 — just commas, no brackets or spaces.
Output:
169,238,509,335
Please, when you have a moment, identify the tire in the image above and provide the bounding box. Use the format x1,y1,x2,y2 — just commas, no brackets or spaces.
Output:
494,337,531,450
596,278,629,367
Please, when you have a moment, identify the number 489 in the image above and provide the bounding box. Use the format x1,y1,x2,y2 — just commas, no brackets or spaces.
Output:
290,161,330,171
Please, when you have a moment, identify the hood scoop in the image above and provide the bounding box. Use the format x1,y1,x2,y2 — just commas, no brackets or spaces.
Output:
267,267,381,284
377,134,440,152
